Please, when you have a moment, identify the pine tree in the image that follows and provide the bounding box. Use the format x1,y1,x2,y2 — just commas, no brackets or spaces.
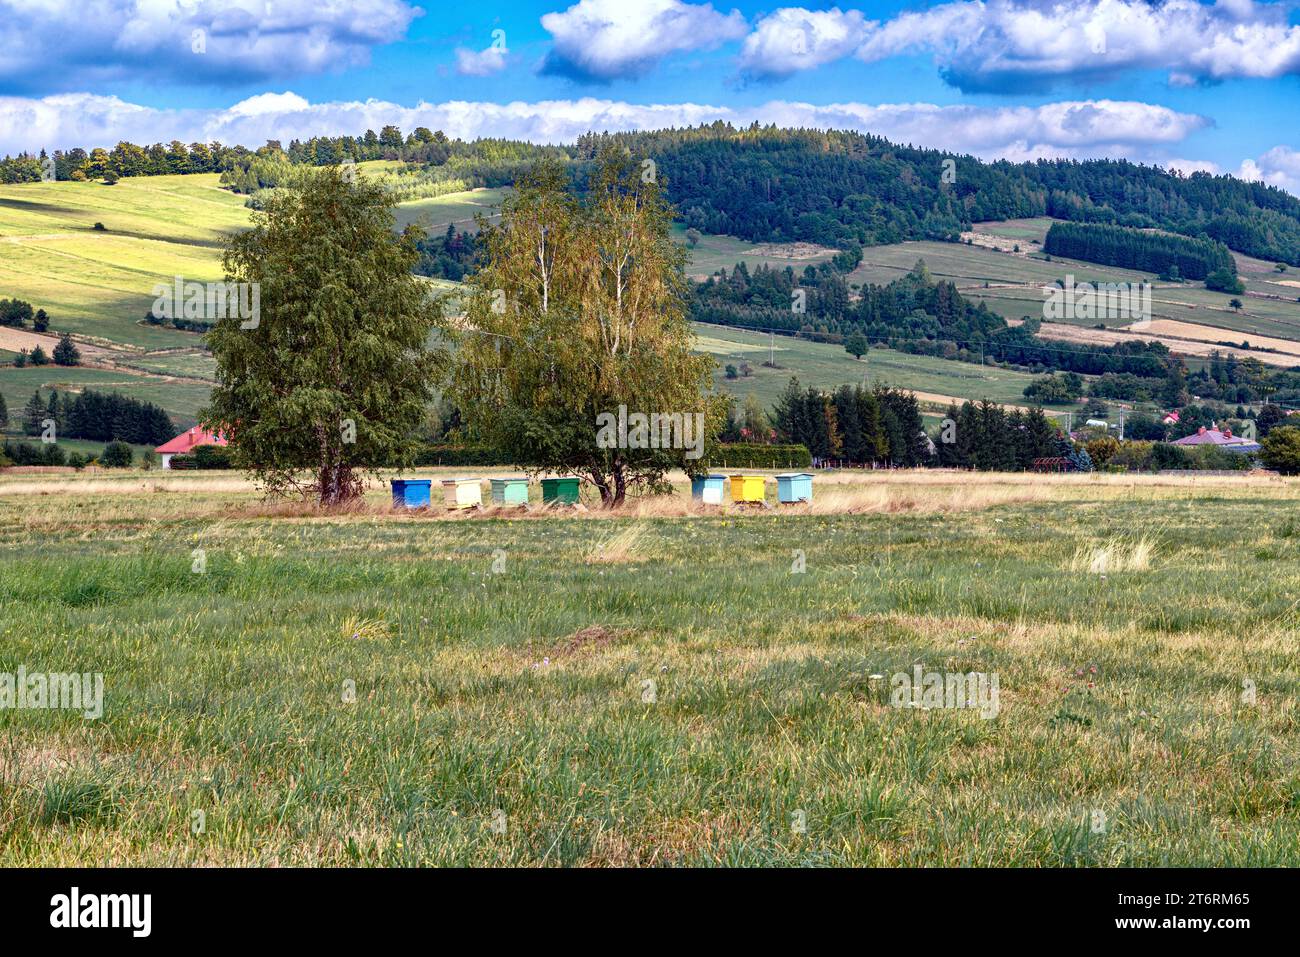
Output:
22,390,45,436
773,377,804,444
53,332,80,366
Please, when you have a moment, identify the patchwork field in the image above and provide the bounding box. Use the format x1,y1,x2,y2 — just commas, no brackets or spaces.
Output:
696,322,1070,412
0,469,1295,865
5,172,1299,441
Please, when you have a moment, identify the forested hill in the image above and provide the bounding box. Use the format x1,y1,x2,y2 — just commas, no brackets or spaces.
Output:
576,125,1300,265
7,121,1298,263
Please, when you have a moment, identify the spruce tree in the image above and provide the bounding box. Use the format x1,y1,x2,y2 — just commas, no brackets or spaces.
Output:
53,333,80,366
22,390,45,436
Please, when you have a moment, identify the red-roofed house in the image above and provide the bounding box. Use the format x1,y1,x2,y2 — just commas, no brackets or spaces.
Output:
155,427,227,469
1171,426,1261,454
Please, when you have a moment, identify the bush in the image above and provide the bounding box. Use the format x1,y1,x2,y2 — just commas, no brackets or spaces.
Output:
413,444,510,467
411,442,814,470
99,441,134,468
1151,442,1190,470
1085,435,1120,466
1,440,67,466
1108,441,1155,472
1206,268,1245,295
167,454,198,470
1261,426,1300,475
192,444,234,469
708,443,812,469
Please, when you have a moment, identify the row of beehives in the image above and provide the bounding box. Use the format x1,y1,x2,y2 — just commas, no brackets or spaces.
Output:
391,477,580,509
391,473,815,510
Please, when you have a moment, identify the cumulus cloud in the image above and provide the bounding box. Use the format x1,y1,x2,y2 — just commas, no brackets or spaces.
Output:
539,0,747,81
0,90,1216,167
739,7,868,80
456,39,510,77
1238,146,1300,195
852,0,1300,92
0,0,420,92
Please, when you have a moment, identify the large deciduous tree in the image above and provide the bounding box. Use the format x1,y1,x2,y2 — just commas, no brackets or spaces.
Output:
203,167,445,505
450,152,723,507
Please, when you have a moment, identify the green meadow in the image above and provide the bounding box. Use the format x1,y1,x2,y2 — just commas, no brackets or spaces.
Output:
0,470,1295,865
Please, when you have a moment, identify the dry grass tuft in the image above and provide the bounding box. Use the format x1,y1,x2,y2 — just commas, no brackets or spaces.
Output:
340,615,390,642
1068,535,1156,574
585,523,651,563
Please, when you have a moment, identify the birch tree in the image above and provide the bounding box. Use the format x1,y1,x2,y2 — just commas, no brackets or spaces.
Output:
451,152,723,507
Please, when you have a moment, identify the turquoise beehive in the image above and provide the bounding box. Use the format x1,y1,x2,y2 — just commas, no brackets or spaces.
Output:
776,472,813,504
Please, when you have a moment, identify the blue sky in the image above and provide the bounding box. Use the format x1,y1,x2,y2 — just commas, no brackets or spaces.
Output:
1,1,1298,192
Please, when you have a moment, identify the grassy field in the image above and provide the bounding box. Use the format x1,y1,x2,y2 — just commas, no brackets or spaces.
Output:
696,322,1068,412
0,173,251,349
0,468,1295,865
392,187,509,234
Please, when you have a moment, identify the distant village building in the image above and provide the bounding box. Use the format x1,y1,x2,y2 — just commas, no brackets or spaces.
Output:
155,427,227,469
1171,426,1260,454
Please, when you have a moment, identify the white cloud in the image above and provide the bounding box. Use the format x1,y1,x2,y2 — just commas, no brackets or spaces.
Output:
1238,146,1300,195
539,0,747,80
0,91,1215,167
851,0,1300,91
0,0,420,91
739,7,868,79
455,43,510,77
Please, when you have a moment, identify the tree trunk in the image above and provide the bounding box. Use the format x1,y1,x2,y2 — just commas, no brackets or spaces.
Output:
611,460,627,508
318,462,357,506
591,469,613,507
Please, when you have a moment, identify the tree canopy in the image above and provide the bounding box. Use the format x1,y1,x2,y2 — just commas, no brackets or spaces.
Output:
203,166,446,504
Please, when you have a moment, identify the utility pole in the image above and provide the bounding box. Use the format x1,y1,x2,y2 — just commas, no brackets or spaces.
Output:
1119,409,1126,441
768,329,774,367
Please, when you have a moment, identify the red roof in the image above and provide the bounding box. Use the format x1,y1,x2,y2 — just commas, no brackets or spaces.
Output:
1172,426,1253,447
156,427,228,454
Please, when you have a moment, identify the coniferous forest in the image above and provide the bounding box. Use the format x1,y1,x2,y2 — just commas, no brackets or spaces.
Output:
1042,222,1236,280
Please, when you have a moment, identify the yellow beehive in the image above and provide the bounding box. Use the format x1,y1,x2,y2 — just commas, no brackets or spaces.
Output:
441,478,483,510
729,474,767,503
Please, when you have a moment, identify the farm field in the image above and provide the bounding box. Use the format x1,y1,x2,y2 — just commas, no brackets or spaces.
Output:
696,322,1069,412
0,468,1295,865
392,187,509,234
673,225,838,279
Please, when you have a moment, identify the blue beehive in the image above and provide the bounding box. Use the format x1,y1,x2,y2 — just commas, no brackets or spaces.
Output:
690,474,728,505
776,472,813,504
391,478,431,509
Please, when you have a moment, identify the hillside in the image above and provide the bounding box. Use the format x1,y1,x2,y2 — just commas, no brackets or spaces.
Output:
4,151,1300,438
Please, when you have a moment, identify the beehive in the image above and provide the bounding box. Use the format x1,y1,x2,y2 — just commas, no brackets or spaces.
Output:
541,477,581,504
390,479,431,509
776,472,814,504
490,477,530,506
441,478,483,510
729,474,767,504
690,474,728,505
